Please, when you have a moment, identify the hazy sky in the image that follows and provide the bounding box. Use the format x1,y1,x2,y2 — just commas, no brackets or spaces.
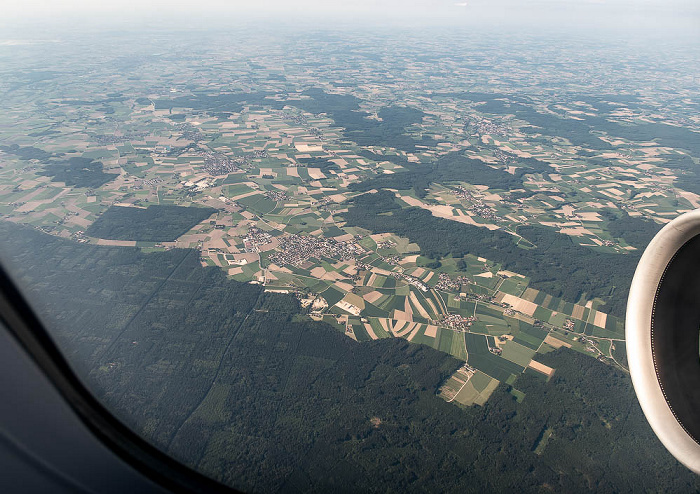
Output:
3,0,699,34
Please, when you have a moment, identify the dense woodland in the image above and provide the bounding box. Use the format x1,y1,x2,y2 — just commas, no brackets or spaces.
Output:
37,157,119,188
652,153,700,195
0,143,54,161
602,210,662,249
154,92,281,114
288,89,437,152
86,205,217,241
296,157,341,173
342,191,650,316
1,221,696,492
351,151,551,198
1,144,118,188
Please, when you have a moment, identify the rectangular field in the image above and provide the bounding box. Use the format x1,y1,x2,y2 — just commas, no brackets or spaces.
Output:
464,333,525,382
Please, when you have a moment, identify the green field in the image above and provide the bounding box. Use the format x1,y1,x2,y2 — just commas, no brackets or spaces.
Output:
464,332,525,381
513,323,549,350
501,341,537,367
320,286,345,306
449,331,468,361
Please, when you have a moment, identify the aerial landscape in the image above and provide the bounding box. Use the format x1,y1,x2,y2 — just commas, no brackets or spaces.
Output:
1,9,700,491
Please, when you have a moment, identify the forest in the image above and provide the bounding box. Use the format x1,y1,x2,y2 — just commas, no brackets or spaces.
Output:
0,221,696,492
86,204,217,241
351,151,551,198
296,156,341,173
649,153,700,195
602,209,662,249
288,88,436,152
154,92,282,113
0,145,118,189
342,191,642,316
0,143,54,161
0,144,121,188
37,157,118,189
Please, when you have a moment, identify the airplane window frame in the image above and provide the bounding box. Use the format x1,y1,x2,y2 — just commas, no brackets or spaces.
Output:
0,264,242,494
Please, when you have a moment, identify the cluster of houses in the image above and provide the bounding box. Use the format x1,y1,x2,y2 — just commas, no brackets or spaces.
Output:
269,233,363,267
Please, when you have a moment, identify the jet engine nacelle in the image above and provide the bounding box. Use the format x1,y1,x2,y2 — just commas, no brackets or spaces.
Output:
627,209,700,474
